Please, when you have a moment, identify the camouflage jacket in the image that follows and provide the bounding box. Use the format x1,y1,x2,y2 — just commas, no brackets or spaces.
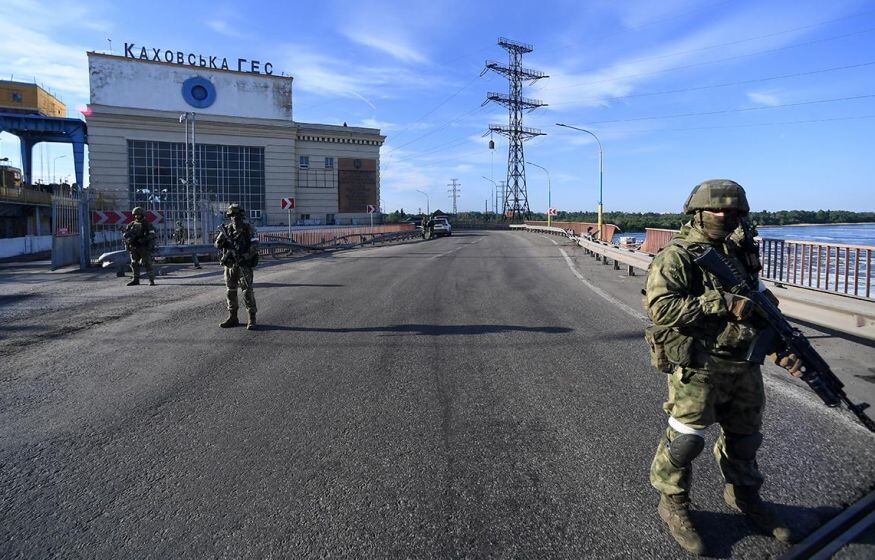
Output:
215,222,259,266
643,221,763,371
123,220,156,251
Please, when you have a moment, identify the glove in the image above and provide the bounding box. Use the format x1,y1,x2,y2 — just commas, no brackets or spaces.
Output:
723,292,754,321
770,351,803,377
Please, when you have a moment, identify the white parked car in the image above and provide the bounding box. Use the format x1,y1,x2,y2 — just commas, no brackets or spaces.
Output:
431,216,452,237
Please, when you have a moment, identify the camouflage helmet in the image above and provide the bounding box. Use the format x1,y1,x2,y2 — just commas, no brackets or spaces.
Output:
131,206,145,217
682,179,750,215
226,203,244,217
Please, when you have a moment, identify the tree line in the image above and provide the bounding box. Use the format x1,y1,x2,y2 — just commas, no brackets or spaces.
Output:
385,209,875,231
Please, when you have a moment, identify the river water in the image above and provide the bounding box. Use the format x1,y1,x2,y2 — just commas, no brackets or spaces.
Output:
615,223,875,247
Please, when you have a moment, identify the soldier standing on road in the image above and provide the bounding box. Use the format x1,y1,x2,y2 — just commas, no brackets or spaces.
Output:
215,203,259,330
421,215,429,240
174,221,186,245
643,180,802,556
122,206,157,286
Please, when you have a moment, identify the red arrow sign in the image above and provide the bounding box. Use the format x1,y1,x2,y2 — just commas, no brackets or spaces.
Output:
281,197,296,210
91,210,163,225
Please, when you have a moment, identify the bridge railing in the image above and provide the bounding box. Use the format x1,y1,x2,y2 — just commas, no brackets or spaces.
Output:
760,239,873,299
514,223,875,340
638,228,875,300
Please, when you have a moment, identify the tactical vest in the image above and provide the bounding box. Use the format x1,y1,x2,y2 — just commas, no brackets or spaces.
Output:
643,236,760,373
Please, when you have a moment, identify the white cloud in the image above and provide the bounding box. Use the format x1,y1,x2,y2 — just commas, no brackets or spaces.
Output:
206,19,246,39
341,30,428,65
747,91,783,106
534,1,861,112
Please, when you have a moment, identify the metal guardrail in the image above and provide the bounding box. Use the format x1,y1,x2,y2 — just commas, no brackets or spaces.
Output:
780,490,875,559
516,224,875,341
96,228,424,275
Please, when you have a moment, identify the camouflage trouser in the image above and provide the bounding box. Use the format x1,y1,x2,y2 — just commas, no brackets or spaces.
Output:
129,249,155,281
224,264,256,314
650,365,765,496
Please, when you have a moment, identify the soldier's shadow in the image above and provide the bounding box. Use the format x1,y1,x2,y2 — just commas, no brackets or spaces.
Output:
692,503,840,558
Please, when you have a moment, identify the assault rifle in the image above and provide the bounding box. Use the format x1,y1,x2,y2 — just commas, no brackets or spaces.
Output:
123,223,150,249
693,246,875,433
217,224,245,266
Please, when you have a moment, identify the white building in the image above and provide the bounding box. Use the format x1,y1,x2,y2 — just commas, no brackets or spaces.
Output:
86,50,384,227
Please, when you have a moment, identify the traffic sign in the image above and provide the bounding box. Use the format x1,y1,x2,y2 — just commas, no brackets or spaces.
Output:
548,208,558,216
366,204,377,214
281,197,296,210
91,210,163,225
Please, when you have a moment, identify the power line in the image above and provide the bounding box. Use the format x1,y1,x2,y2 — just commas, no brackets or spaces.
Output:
601,113,875,133
388,73,485,143
546,9,875,76
384,105,486,155
548,26,875,92
551,60,875,106
580,93,875,125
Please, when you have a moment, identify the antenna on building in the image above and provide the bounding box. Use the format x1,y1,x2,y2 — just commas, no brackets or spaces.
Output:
483,37,548,221
447,178,461,215
107,38,112,53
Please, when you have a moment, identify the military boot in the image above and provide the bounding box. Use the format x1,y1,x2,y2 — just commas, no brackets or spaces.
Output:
149,279,156,286
126,278,140,286
658,493,706,556
220,312,239,328
246,312,256,330
724,485,794,543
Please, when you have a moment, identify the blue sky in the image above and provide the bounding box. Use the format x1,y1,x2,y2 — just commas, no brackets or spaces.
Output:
2,0,874,213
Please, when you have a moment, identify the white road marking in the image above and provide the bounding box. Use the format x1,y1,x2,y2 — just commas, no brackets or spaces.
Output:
560,248,649,322
540,235,559,246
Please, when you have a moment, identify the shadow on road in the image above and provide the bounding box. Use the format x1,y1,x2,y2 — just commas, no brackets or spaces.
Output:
690,502,840,558
256,323,574,336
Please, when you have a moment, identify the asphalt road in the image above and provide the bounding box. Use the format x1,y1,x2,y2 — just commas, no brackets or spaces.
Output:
1,230,874,559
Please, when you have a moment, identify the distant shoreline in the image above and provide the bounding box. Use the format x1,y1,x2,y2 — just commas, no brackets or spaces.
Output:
758,222,875,228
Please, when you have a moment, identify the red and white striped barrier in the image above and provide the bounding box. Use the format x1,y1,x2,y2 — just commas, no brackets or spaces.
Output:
91,210,164,225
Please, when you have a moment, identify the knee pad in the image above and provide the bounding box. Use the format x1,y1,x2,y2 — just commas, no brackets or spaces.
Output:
724,432,762,461
668,433,705,468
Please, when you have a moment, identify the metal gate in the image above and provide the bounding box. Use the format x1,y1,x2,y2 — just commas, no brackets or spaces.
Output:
50,185,87,269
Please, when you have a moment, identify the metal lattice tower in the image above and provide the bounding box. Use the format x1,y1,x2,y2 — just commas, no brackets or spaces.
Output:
484,37,547,221
447,178,461,215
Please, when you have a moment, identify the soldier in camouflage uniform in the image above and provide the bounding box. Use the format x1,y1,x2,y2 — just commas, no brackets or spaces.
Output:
215,203,259,330
122,206,157,286
643,180,802,555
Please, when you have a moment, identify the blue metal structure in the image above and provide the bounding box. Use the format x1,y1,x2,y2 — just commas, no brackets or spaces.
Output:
0,112,89,269
0,112,88,186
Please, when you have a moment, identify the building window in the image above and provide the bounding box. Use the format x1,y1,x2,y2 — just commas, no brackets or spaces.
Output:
249,209,261,220
127,140,265,227
325,157,334,169
299,156,309,169
11,91,23,103
326,213,335,225
300,214,310,220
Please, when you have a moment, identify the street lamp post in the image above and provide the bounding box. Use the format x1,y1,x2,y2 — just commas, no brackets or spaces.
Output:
555,123,603,240
415,189,430,216
53,154,67,184
525,161,551,228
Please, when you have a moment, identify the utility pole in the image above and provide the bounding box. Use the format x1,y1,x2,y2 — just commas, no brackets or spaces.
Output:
447,178,461,215
484,37,548,222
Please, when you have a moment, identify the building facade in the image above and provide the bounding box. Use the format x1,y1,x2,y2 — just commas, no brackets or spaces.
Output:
86,52,384,229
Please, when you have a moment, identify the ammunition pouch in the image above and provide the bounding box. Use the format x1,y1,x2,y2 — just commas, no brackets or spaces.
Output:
715,321,759,350
644,325,696,373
